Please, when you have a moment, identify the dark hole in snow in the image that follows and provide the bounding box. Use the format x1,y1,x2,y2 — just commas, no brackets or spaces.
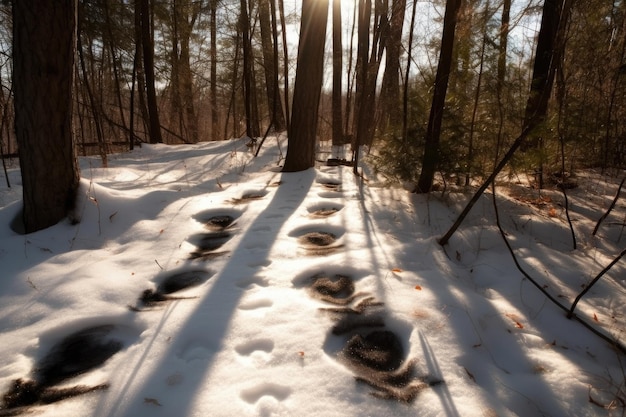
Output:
35,325,122,387
189,250,229,261
187,231,233,261
137,270,213,308
310,207,340,218
299,232,336,247
2,325,125,410
195,231,232,251
340,330,427,403
319,182,341,191
158,270,212,294
344,330,404,372
203,215,236,231
231,190,268,204
308,274,356,305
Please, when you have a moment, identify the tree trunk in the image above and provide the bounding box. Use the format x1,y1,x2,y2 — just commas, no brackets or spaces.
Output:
344,0,358,138
379,0,406,135
170,0,199,143
522,0,563,188
12,0,81,233
140,0,163,144
210,0,219,139
180,20,198,143
465,0,490,186
259,0,286,131
403,0,418,142
495,0,511,160
351,0,371,173
134,0,150,143
103,0,129,147
240,0,256,138
278,0,290,129
332,0,344,146
283,0,328,172
77,28,108,167
439,0,566,246
415,0,462,193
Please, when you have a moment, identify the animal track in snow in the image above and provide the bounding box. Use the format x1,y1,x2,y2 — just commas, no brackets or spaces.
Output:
238,297,274,310
178,341,214,363
244,241,269,250
318,191,343,199
240,383,292,404
295,266,435,403
316,179,342,192
304,273,361,305
340,330,426,402
234,339,275,356
289,225,345,255
2,324,139,410
230,190,268,205
307,202,343,218
246,259,272,268
133,269,213,310
192,208,242,231
236,275,270,289
188,231,233,260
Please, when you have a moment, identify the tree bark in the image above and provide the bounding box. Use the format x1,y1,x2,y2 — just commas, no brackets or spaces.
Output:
170,0,199,143
77,28,108,167
439,0,566,246
332,0,344,146
240,0,259,138
522,0,563,188
415,0,462,193
351,0,371,174
259,0,286,131
278,0,290,129
12,0,80,233
465,0,490,186
283,0,328,172
210,0,219,138
379,0,406,135
133,0,150,143
140,0,163,144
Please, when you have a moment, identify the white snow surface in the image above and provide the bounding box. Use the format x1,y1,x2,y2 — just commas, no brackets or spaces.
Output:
0,136,626,416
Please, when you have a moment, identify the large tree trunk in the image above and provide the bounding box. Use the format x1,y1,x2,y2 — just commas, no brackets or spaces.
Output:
283,0,328,172
13,0,80,233
415,0,462,193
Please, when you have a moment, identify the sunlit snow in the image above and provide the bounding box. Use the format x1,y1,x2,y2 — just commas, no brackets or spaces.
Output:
0,136,625,416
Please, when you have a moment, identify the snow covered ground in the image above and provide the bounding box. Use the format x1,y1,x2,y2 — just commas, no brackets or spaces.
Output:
1,136,626,416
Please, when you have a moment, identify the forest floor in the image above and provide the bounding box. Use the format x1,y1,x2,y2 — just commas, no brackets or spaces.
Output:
0,136,626,416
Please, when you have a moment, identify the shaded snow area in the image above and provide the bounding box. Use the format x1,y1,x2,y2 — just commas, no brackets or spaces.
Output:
1,136,626,416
